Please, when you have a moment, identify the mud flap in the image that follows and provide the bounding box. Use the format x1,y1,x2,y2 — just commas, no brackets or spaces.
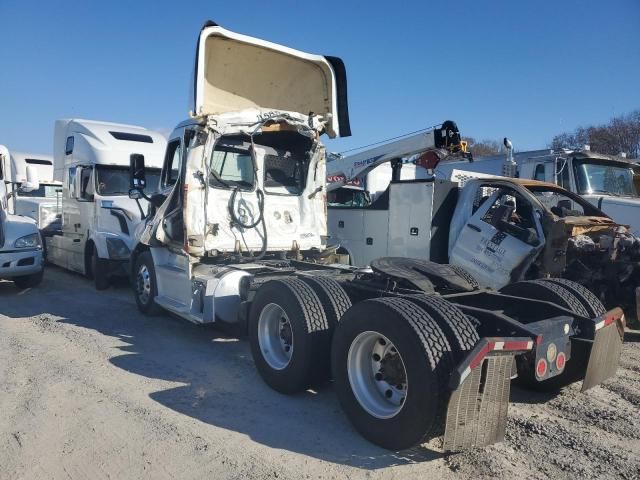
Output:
581,319,624,392
443,337,532,451
443,353,513,451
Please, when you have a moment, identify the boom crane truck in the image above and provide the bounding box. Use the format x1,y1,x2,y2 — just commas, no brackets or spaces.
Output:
128,22,624,452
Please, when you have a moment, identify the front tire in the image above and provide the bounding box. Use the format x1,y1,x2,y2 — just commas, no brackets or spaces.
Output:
133,251,161,315
91,245,110,290
331,297,454,450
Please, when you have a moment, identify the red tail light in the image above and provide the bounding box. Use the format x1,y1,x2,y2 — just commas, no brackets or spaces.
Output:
536,358,548,378
556,352,566,371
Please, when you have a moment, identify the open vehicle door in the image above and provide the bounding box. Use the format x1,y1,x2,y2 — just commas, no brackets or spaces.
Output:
450,185,545,289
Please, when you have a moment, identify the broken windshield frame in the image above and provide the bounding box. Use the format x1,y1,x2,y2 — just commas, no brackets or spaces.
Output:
525,185,607,218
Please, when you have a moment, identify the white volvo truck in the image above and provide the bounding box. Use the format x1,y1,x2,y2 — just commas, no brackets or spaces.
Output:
45,119,166,289
0,147,62,239
128,22,624,452
0,146,45,288
435,145,640,235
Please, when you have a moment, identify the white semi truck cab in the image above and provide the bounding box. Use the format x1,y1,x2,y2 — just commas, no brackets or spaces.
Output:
128,22,624,453
2,149,62,235
45,119,166,289
0,146,45,288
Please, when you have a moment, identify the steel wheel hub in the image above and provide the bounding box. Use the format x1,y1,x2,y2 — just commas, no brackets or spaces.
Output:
258,303,293,370
136,264,151,304
347,331,408,419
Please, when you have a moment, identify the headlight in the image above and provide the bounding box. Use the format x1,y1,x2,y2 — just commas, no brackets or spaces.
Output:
14,233,41,248
106,237,131,259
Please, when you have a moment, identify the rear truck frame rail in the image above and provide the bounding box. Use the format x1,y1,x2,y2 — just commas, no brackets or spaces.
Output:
197,257,624,452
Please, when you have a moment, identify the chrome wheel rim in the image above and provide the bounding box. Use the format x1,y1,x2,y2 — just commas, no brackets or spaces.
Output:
347,331,408,419
136,264,151,305
258,303,293,370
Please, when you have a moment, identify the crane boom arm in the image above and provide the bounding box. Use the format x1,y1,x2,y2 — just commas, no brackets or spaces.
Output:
326,120,468,191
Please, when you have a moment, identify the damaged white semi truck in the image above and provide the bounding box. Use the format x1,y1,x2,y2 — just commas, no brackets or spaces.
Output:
128,22,624,451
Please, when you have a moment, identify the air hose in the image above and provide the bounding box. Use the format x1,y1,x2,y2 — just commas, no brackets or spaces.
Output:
229,187,264,229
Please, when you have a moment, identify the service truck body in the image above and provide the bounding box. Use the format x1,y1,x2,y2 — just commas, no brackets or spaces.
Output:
46,119,166,288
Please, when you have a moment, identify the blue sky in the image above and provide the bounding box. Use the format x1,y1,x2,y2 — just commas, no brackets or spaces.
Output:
0,0,638,155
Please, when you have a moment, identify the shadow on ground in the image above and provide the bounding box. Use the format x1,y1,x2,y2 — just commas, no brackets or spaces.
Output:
0,266,444,470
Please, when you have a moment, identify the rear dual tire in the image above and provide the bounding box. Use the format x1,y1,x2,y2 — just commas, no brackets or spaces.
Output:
332,297,454,450
249,277,349,394
500,278,606,391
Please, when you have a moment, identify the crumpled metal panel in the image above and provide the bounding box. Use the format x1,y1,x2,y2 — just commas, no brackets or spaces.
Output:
443,354,513,451
581,322,623,392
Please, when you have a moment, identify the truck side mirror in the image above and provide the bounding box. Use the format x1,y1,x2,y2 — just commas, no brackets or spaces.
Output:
21,165,40,192
130,154,146,191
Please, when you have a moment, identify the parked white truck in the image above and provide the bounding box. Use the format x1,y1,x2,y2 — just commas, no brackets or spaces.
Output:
45,119,166,289
1,148,62,240
435,145,640,235
127,22,623,452
0,146,45,288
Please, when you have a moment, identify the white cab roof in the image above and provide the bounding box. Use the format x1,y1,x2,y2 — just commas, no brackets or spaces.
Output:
53,119,167,180
190,22,350,138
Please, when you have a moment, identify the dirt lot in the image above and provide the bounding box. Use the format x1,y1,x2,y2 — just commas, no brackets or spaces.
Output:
1,266,639,480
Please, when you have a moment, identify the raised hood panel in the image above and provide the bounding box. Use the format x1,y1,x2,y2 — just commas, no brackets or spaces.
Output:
191,22,350,138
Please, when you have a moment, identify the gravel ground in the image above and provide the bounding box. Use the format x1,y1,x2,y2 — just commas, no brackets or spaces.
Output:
1,266,639,480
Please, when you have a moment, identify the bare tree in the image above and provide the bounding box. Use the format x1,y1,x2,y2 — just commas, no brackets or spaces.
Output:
550,110,640,158
464,137,503,157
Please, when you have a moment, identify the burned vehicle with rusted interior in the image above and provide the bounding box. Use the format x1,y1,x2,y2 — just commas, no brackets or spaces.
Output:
449,173,640,326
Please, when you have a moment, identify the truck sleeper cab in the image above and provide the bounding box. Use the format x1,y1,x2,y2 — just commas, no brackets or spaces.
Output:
130,22,623,452
45,119,166,289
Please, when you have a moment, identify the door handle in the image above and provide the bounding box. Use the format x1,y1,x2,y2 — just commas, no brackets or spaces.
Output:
467,224,482,232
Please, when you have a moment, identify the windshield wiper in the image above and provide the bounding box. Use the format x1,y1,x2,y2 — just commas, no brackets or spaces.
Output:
209,170,231,189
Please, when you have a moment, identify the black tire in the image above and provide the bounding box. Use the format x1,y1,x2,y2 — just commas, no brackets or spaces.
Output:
249,278,330,394
91,245,110,290
331,297,454,450
13,269,44,289
298,276,352,380
449,264,479,290
500,279,590,317
500,280,588,392
298,276,351,327
406,295,479,359
132,251,162,315
540,278,606,318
